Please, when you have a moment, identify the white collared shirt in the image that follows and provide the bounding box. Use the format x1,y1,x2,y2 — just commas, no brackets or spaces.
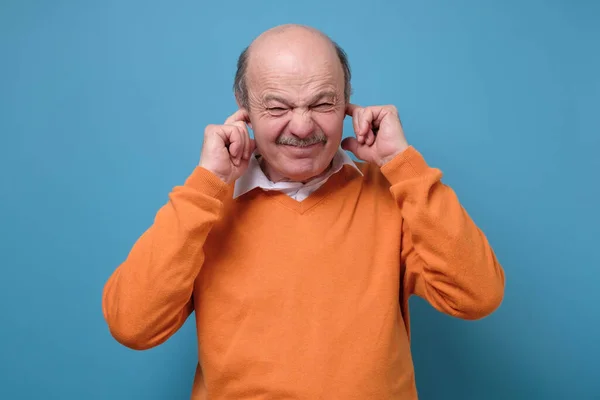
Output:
233,148,363,201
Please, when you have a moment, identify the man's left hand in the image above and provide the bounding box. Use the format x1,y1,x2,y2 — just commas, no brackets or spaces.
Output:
342,103,409,167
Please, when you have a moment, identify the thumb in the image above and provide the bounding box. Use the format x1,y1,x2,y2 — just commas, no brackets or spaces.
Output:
341,137,372,162
341,137,358,153
341,137,365,157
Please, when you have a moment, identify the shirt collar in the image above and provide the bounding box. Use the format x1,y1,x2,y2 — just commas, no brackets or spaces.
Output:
233,147,363,199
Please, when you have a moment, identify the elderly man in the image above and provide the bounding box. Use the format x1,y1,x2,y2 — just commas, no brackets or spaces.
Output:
103,24,505,399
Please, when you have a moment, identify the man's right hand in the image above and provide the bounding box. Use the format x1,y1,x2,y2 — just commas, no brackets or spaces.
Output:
199,109,256,184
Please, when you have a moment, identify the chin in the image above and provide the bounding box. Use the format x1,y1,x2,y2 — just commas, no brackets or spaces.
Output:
278,159,330,182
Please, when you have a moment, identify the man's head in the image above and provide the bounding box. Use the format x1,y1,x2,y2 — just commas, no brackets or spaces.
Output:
233,24,352,182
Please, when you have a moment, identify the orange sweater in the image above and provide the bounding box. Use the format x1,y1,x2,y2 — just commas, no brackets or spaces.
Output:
102,146,505,399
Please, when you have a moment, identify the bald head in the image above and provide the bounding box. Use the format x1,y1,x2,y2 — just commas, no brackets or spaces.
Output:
252,24,329,45
233,24,351,110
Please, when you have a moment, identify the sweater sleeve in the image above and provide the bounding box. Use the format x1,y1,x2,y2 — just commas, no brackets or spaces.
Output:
102,166,229,349
380,146,505,320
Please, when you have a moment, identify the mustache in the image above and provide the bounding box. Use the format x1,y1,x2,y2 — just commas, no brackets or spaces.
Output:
276,134,327,147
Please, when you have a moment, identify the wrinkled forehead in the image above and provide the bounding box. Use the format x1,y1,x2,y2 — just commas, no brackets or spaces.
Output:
247,50,345,104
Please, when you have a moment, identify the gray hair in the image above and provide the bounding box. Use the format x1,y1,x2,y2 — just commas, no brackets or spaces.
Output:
233,41,352,110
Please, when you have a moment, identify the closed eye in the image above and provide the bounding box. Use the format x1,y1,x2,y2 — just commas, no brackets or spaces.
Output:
266,107,289,117
312,103,335,111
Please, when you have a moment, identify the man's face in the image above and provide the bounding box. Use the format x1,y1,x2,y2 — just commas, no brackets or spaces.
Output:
244,44,346,183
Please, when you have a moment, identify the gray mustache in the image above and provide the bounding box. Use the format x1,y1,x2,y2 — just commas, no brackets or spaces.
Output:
276,135,327,147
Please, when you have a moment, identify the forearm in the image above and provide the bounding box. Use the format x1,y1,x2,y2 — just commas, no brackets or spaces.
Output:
381,146,505,319
102,167,229,349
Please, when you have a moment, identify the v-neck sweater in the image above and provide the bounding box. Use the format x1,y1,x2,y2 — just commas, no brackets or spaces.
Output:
102,146,505,400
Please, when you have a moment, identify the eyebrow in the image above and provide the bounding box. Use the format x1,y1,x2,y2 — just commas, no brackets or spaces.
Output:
309,91,337,104
263,90,337,107
263,94,291,106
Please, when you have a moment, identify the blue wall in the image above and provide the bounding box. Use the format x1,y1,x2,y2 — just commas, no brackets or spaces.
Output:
1,1,598,399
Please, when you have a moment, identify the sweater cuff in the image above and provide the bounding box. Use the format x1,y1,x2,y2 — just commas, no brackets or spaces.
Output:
183,166,230,200
380,146,430,184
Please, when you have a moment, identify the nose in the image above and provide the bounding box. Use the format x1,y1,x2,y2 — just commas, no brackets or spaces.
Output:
288,109,315,139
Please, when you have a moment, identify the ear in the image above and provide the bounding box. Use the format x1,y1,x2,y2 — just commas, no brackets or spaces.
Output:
235,96,253,129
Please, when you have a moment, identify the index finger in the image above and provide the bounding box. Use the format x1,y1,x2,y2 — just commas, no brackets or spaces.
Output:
225,109,250,125
345,103,360,116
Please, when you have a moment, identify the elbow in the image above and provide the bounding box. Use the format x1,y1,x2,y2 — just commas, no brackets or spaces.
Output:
102,278,163,351
102,297,186,351
102,298,163,351
452,254,506,320
105,320,161,351
101,281,191,351
461,287,504,320
457,277,505,320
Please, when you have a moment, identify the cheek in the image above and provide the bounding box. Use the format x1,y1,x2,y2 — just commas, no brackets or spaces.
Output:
253,117,288,143
314,113,344,137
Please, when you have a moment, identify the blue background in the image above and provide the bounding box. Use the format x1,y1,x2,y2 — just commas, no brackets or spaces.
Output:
1,1,598,399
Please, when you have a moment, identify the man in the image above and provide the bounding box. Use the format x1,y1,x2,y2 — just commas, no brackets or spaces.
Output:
102,24,505,399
